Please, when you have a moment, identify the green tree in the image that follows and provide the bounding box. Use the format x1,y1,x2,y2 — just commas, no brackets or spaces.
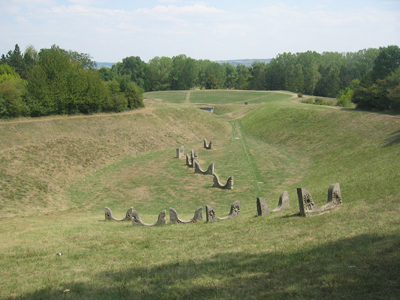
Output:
125,81,144,109
171,54,198,90
297,51,322,95
147,56,172,91
98,67,116,81
3,44,28,79
372,45,400,81
112,56,146,88
206,74,219,89
223,63,238,89
197,59,211,89
336,79,359,107
26,45,116,116
116,74,144,108
386,67,400,111
235,64,250,90
0,65,29,118
23,45,39,73
250,61,267,90
352,79,389,110
102,79,128,112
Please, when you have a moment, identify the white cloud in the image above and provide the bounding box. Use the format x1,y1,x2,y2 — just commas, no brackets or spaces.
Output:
7,0,55,4
68,0,95,4
158,0,183,2
138,4,225,14
0,1,399,62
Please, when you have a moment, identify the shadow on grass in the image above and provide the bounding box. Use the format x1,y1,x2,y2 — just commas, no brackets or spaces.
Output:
9,234,400,300
385,129,400,147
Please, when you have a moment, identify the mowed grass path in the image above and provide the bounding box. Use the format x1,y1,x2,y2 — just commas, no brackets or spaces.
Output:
0,90,399,299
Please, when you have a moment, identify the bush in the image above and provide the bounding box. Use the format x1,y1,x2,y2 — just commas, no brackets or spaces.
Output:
301,98,314,104
297,93,303,98
0,80,29,118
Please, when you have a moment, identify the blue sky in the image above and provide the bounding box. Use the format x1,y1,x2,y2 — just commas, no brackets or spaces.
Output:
1,0,399,62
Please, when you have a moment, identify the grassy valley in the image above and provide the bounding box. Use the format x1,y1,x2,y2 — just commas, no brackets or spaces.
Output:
0,90,399,299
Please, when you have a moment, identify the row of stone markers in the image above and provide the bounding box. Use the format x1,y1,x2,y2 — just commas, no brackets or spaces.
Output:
183,140,234,189
256,183,342,217
104,201,240,225
104,137,343,226
104,183,343,226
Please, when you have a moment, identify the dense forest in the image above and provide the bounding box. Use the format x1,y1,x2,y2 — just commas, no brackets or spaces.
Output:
1,44,399,118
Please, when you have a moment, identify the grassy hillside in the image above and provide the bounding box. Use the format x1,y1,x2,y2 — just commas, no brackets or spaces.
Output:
240,101,400,205
0,105,230,218
0,90,399,299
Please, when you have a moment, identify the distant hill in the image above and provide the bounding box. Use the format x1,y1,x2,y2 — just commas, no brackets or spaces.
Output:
96,59,271,69
96,62,116,68
214,59,271,66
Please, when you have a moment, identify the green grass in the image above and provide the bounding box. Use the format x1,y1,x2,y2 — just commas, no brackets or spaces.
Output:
144,91,188,103
0,90,399,299
145,90,293,104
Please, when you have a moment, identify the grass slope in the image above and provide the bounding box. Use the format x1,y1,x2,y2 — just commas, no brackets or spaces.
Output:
0,90,399,299
0,105,230,218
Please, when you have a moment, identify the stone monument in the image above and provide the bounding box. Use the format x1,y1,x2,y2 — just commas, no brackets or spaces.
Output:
131,210,167,226
206,201,240,222
194,161,214,175
105,207,134,221
169,207,203,224
212,173,233,189
297,183,342,217
204,139,213,150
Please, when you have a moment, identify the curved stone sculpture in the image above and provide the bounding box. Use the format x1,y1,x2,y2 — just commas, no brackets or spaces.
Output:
212,173,233,189
297,183,342,217
105,207,134,221
322,183,342,210
193,150,199,163
169,207,203,224
194,161,214,175
204,139,213,150
131,210,167,226
206,201,240,222
272,191,290,212
186,149,198,167
256,198,271,216
186,154,193,167
257,192,290,216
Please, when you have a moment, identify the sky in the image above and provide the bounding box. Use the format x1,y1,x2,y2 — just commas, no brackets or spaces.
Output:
1,0,400,63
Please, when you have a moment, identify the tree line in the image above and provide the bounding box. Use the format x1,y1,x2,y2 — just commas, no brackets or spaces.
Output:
1,44,399,119
0,44,144,118
98,46,399,111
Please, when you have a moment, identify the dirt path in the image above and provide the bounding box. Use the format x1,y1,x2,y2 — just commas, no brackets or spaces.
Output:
185,91,191,103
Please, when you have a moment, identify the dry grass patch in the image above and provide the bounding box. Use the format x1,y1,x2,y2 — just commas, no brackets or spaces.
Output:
0,106,230,218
